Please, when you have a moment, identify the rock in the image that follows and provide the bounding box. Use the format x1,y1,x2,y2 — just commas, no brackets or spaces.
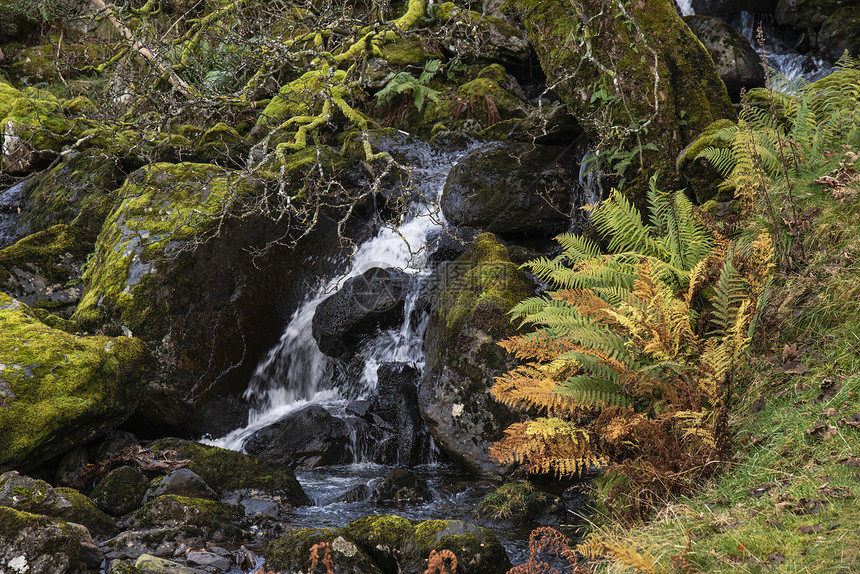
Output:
0,225,93,319
375,362,431,466
684,15,766,99
476,482,565,525
441,142,577,236
71,158,371,437
54,446,90,490
135,554,207,574
244,405,352,469
91,430,139,461
0,470,73,516
452,65,529,127
435,2,531,67
0,505,93,574
312,267,410,358
54,487,119,540
343,515,415,573
265,528,383,574
427,227,482,264
124,495,243,542
775,0,841,28
185,550,231,571
400,519,511,574
146,439,310,506
90,465,150,516
419,234,533,477
143,469,218,504
512,0,736,205
691,0,778,16
676,118,737,203
0,176,38,249
0,293,152,472
484,100,585,146
371,467,433,503
818,7,860,62
102,527,206,561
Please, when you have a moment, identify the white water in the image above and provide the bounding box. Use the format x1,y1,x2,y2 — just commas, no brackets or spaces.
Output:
675,0,694,17
210,137,476,451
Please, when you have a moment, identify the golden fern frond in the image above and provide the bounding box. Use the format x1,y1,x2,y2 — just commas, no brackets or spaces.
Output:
491,363,581,413
490,419,606,476
577,533,659,574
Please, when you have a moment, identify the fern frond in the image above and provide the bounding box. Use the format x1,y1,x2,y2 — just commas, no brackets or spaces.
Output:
490,419,606,476
577,533,659,574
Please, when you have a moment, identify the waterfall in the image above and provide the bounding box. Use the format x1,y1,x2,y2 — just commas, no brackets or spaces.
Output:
675,0,694,17
210,136,476,452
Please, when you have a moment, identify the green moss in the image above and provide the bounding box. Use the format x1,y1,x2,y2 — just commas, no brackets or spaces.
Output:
0,80,22,120
0,506,83,565
91,466,149,516
1,88,91,152
257,68,350,128
456,76,525,124
54,487,118,539
266,528,383,573
0,292,153,471
0,225,93,293
476,481,563,523
344,514,415,569
404,519,511,574
677,119,736,169
147,439,311,505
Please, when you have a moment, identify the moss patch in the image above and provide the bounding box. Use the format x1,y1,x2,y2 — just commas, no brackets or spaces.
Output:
402,519,511,574
265,527,383,574
0,292,153,472
54,486,118,540
126,494,243,532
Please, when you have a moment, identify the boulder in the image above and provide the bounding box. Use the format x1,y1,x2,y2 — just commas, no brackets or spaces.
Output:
818,7,860,62
90,466,150,516
441,142,576,236
266,529,383,574
476,482,565,525
313,267,410,359
146,439,311,506
0,225,93,319
343,515,415,573
509,0,736,205
684,15,766,99
419,234,533,477
124,495,243,541
0,506,96,573
677,118,737,203
375,362,431,466
775,0,842,28
71,158,371,436
135,554,207,574
0,293,152,472
102,527,207,561
400,519,511,574
435,2,531,67
143,469,218,504
244,404,352,469
371,467,433,503
0,176,37,248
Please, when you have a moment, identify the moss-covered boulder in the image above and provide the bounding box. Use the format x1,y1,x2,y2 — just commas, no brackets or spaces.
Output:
54,486,119,540
90,465,150,516
0,292,153,472
344,515,415,572
684,15,765,99
435,2,531,67
70,160,366,436
265,527,383,574
476,481,564,525
775,0,843,29
401,519,511,574
505,0,735,205
676,118,737,203
440,141,577,236
419,233,532,477
124,495,243,539
0,506,96,573
0,225,93,318
147,439,311,506
818,7,860,62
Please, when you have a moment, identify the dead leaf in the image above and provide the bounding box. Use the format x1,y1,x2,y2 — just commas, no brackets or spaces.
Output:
822,407,838,417
818,486,851,499
794,498,827,514
840,456,860,467
775,361,809,374
768,554,785,565
797,525,825,534
748,483,777,498
816,378,843,403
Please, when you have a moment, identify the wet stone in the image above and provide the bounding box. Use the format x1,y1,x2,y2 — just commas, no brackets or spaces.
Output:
186,550,231,571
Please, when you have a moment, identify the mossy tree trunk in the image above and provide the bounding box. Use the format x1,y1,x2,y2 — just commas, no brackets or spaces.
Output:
506,0,736,205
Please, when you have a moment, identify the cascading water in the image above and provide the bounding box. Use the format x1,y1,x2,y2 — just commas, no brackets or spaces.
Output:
210,135,478,453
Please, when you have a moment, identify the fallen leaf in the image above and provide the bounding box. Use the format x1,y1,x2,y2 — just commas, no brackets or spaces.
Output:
818,486,851,499
797,525,825,534
768,554,786,565
840,456,860,467
816,378,843,402
822,407,838,417
806,423,838,441
794,498,827,515
748,483,777,498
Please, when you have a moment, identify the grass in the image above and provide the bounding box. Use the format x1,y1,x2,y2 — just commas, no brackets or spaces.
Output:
574,97,860,573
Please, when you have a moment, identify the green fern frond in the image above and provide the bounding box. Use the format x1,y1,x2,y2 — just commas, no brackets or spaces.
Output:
555,375,628,407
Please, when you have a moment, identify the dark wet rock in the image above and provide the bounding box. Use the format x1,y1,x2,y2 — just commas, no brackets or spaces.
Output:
55,446,90,490
441,142,577,237
684,15,766,98
775,0,841,29
335,484,371,503
371,467,433,503
265,528,383,574
691,0,778,16
818,7,860,62
427,227,482,264
0,293,153,473
54,486,119,540
485,100,585,146
0,176,37,249
435,2,531,67
91,430,140,461
400,519,511,574
313,267,410,359
147,439,310,506
245,405,352,469
124,495,243,543
420,234,532,477
143,468,218,504
375,362,431,466
0,505,98,574
91,465,149,516
676,118,737,204
102,527,206,561
186,549,231,571
135,554,208,573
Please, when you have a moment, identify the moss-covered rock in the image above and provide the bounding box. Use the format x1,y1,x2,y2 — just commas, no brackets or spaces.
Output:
419,233,532,477
435,2,531,66
344,515,415,572
455,71,527,126
54,486,118,540
506,0,736,206
476,481,564,525
90,465,150,516
125,495,243,538
0,506,92,573
0,292,153,472
265,527,383,574
0,225,93,318
818,7,860,62
401,519,511,574
147,439,311,506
